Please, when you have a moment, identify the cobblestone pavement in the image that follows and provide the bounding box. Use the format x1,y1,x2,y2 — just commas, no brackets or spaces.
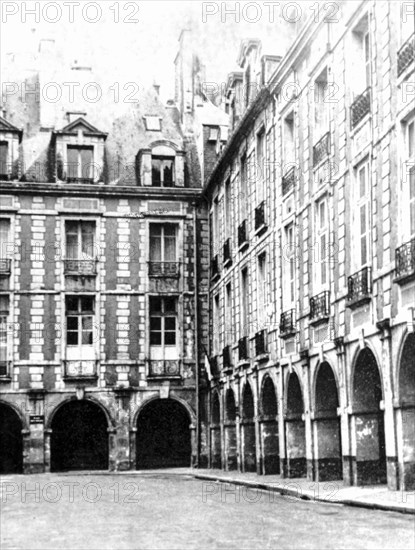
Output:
0,472,414,550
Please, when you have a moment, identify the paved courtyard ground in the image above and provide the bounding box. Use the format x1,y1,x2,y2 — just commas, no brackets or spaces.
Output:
0,471,414,550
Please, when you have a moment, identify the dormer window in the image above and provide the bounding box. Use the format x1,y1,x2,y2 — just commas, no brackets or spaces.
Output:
144,116,162,131
67,145,94,184
152,156,175,187
0,116,22,181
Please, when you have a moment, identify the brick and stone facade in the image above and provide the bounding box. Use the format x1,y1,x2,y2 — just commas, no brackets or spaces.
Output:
202,0,415,491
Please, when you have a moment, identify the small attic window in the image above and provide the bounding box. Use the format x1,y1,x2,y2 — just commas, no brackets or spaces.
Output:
209,127,219,141
144,116,162,131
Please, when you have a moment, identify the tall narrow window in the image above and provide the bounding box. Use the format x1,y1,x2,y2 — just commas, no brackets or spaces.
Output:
65,221,95,259
0,219,10,259
151,157,175,187
213,294,220,354
314,68,329,140
257,253,267,324
66,296,95,359
284,224,296,307
240,155,247,218
149,297,178,360
404,117,415,238
67,145,94,183
355,162,370,267
0,141,8,177
283,112,295,167
316,198,329,288
149,224,177,262
225,283,232,345
0,295,9,368
241,268,248,335
351,16,370,94
225,179,232,237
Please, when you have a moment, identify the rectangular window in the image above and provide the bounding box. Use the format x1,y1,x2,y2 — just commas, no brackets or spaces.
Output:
225,283,232,345
283,112,295,166
257,253,267,323
241,268,248,335
316,198,329,288
67,145,93,182
213,294,220,354
225,179,232,237
355,162,370,267
209,127,219,141
314,68,329,139
351,16,370,94
284,224,296,307
0,295,9,365
0,219,10,259
0,141,8,176
65,220,95,259
149,224,177,262
149,297,177,347
66,296,95,359
151,157,175,187
240,155,247,218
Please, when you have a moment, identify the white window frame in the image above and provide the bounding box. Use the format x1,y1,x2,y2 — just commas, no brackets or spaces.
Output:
0,218,11,260
353,161,371,270
149,296,179,360
315,197,330,290
66,144,94,180
257,252,268,326
314,67,329,141
351,15,371,96
65,295,96,361
149,223,178,262
283,112,295,168
401,115,415,240
65,220,96,260
283,224,296,309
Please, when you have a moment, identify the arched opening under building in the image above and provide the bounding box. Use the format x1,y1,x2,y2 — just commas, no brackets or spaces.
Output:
224,389,237,471
285,372,306,478
51,400,109,472
210,392,222,469
314,362,342,481
352,348,386,485
0,404,23,474
398,333,415,490
136,399,191,469
260,377,279,475
241,383,256,472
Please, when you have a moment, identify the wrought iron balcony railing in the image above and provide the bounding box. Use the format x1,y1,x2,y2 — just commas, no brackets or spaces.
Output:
223,238,232,266
0,259,11,275
282,166,296,195
211,254,219,280
66,177,95,184
280,309,296,338
238,220,248,249
238,336,249,361
148,359,181,378
254,201,266,232
347,267,372,307
350,87,371,129
398,33,415,76
395,238,415,284
64,259,97,276
255,329,267,356
148,261,180,278
310,290,330,322
222,345,232,370
64,359,98,378
313,132,330,167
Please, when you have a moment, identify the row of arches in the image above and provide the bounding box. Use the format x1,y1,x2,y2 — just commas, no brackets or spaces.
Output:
209,336,415,487
0,398,192,474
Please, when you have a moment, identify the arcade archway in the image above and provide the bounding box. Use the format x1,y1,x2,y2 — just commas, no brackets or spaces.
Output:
260,377,279,474
241,383,256,472
224,389,237,471
210,392,222,468
0,403,23,474
398,333,415,490
285,372,306,478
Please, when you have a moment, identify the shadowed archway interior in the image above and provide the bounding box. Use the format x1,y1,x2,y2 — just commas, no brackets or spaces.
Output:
210,392,221,468
136,399,191,469
285,372,306,478
224,389,237,470
51,400,109,472
0,404,23,474
260,377,279,474
398,333,415,490
241,384,256,472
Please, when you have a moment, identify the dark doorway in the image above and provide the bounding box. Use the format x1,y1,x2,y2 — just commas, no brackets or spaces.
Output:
0,404,23,474
352,348,386,485
314,362,342,481
241,383,256,472
285,372,306,478
260,377,279,474
224,389,237,471
51,400,109,471
398,333,415,490
210,392,222,468
136,399,191,469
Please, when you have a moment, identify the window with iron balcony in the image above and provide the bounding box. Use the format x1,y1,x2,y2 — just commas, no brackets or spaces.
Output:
313,132,330,167
238,336,249,361
347,267,372,308
238,220,248,249
395,238,415,284
310,291,330,323
282,166,296,196
64,221,97,276
223,238,232,266
149,224,179,278
255,329,267,356
222,345,232,371
280,309,296,338
148,359,181,378
254,201,266,233
398,33,415,76
350,87,371,129
0,295,10,377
